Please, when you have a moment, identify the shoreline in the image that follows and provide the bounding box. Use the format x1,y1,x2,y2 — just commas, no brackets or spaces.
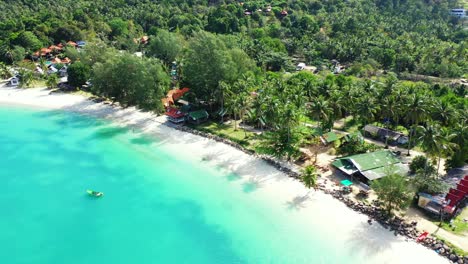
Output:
0,85,455,263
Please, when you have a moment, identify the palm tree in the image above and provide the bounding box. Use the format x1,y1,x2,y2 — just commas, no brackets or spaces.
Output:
447,121,468,168
309,96,332,130
355,95,379,127
302,165,318,191
217,81,231,123
416,123,453,173
405,93,429,156
431,100,457,127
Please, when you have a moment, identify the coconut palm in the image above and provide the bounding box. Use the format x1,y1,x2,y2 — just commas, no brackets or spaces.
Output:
216,81,231,123
355,95,379,127
430,100,458,127
416,123,453,173
405,93,429,156
302,165,318,191
309,95,332,130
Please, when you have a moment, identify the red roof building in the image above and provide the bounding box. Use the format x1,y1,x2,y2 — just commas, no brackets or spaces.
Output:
67,41,77,47
165,107,186,123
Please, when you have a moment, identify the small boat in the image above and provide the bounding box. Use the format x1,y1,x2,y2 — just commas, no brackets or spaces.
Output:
87,190,104,197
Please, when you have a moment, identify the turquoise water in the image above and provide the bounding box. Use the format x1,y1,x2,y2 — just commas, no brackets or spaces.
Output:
0,106,443,264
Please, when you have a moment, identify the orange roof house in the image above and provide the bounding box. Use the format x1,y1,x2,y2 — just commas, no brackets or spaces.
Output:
61,57,71,64
165,87,190,105
49,45,62,51
67,41,77,47
51,57,62,64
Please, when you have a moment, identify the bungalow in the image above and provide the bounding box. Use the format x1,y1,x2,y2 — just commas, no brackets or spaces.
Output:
67,41,78,47
296,63,318,73
59,66,68,77
163,87,190,107
363,124,408,145
165,107,187,124
8,76,19,86
187,110,209,125
47,65,58,74
342,131,364,143
450,8,466,18
332,150,408,183
76,41,86,48
320,131,340,145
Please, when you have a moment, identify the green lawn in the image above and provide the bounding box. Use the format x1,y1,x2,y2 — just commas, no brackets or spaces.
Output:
191,121,257,149
433,234,468,257
30,79,46,88
341,117,362,133
440,207,468,235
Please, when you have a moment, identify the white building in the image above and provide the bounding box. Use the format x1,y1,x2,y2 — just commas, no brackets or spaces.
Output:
450,9,466,18
8,76,19,86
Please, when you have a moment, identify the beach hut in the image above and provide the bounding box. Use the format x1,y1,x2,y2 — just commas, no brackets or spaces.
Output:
320,131,340,145
362,125,408,145
187,110,209,125
165,107,186,124
8,76,19,86
76,41,86,48
67,41,78,47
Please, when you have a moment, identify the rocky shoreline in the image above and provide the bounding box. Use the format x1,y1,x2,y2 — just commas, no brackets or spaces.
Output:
172,124,467,264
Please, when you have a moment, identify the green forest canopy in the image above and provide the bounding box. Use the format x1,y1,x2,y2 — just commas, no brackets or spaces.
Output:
0,0,466,77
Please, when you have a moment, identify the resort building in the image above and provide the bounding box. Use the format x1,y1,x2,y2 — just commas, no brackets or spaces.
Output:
362,124,408,145
320,131,340,145
8,76,19,86
450,8,466,18
417,175,468,218
332,150,408,183
165,107,186,124
187,110,209,125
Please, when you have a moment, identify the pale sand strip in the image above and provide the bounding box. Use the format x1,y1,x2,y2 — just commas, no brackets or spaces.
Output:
0,85,448,263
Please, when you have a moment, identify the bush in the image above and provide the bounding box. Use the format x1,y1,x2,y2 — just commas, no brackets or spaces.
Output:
412,173,448,194
337,137,380,156
409,155,435,175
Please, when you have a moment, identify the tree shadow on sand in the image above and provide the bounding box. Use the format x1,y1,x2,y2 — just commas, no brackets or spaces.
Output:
346,222,394,257
226,172,241,181
285,194,313,210
242,175,269,193
130,134,157,145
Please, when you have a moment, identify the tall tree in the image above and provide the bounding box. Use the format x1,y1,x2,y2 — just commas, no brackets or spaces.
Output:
92,53,169,112
371,172,413,215
183,31,254,103
302,165,319,191
416,123,452,173
404,93,429,156
309,96,332,131
146,30,184,66
67,62,91,89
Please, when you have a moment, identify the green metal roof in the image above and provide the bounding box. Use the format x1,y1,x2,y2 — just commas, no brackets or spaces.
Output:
188,110,209,120
310,127,323,136
343,131,364,142
323,131,339,143
344,150,400,171
332,150,406,180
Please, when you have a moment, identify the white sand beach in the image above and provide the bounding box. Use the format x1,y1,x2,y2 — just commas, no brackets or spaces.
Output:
0,85,449,263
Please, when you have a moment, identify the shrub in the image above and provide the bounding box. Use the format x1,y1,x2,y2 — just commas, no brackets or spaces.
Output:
409,155,435,175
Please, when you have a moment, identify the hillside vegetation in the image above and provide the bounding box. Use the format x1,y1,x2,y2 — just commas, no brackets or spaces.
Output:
0,0,466,77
